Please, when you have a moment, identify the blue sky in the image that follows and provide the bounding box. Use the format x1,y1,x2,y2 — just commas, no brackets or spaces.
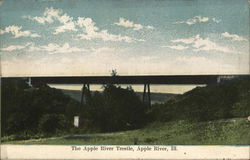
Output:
0,0,249,77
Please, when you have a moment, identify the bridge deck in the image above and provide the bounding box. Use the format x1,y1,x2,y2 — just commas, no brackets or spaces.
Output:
29,75,222,85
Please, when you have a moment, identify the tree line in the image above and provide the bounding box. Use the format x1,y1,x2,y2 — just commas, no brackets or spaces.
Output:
1,78,147,139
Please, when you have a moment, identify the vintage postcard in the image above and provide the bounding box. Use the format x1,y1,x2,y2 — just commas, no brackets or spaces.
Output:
0,0,250,159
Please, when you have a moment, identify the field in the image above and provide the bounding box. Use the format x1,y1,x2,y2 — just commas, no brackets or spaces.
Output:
3,118,249,145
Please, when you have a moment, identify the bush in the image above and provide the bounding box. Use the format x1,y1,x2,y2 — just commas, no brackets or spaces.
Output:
38,114,69,135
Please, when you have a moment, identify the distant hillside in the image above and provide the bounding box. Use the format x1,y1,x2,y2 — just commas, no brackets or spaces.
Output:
61,89,179,104
60,89,82,102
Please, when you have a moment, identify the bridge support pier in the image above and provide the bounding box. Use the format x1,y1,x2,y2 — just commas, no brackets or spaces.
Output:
80,84,91,107
143,84,151,107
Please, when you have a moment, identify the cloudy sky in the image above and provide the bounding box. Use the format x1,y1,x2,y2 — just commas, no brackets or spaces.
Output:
0,0,249,77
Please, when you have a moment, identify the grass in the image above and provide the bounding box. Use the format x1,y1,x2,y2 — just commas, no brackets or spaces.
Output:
2,117,249,145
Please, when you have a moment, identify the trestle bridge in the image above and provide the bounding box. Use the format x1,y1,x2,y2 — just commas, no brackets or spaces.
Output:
25,75,248,107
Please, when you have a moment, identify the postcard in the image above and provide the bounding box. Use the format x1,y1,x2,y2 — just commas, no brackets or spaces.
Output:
0,0,250,159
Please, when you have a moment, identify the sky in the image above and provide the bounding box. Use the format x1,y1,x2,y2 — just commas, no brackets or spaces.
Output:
48,84,203,94
0,0,249,78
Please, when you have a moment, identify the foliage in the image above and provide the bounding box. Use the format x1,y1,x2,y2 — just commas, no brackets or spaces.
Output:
1,78,79,137
38,114,69,135
148,79,250,122
81,84,147,132
1,78,147,139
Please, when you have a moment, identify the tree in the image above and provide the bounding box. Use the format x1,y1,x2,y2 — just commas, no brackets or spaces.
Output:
82,84,147,132
111,69,118,77
1,78,79,137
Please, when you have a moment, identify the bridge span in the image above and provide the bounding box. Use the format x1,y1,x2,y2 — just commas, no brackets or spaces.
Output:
27,75,248,107
30,75,220,85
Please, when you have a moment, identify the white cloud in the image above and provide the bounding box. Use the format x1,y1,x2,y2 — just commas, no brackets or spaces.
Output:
0,43,31,51
39,43,84,54
54,21,77,34
26,8,142,42
90,47,115,53
164,45,188,50
0,25,40,38
0,42,85,54
222,32,247,41
193,36,231,53
114,17,154,30
187,16,209,25
212,18,221,23
25,7,77,34
53,13,77,34
171,36,198,44
25,7,61,24
77,17,144,42
171,35,238,54
174,16,221,25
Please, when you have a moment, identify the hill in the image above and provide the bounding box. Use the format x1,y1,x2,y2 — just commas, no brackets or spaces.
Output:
147,78,250,122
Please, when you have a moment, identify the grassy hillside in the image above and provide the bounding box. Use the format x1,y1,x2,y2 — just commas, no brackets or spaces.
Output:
148,78,250,122
5,118,249,145
61,89,178,104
